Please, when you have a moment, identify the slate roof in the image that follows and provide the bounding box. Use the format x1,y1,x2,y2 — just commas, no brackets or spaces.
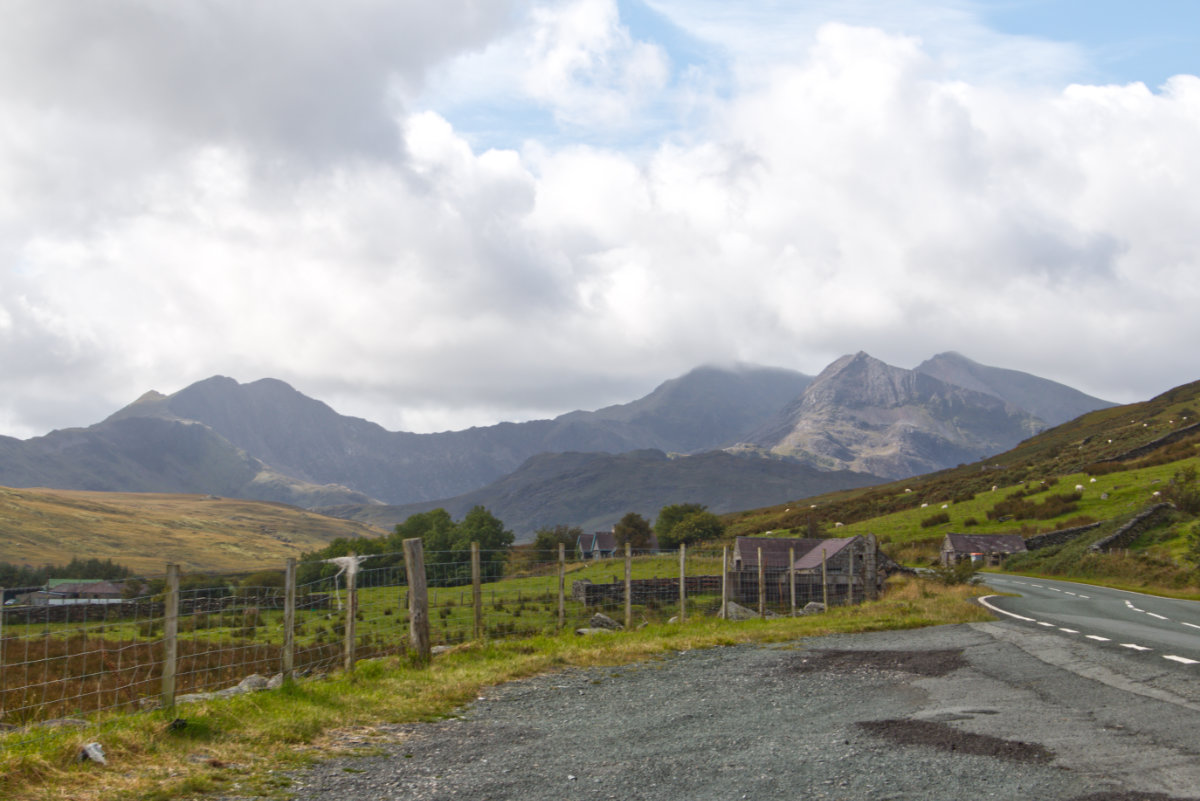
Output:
792,537,856,570
943,533,1027,554
577,531,617,555
733,536,824,569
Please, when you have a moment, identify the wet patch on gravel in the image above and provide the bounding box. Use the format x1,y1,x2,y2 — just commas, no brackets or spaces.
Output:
857,718,1054,763
790,648,968,677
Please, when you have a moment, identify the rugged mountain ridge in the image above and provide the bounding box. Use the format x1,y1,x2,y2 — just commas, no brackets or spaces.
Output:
0,365,812,507
740,352,1080,479
0,354,1114,524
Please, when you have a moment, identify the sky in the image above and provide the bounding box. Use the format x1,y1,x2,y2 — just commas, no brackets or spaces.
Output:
2,0,1200,439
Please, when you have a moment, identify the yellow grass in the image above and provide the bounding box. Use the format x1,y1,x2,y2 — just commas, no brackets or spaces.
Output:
0,486,388,573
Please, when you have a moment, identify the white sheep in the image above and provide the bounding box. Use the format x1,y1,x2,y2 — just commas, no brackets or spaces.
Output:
904,488,912,493
1075,484,1084,492
1090,477,1097,483
1153,491,1161,497
834,522,844,528
991,485,997,492
921,503,929,508
941,504,949,509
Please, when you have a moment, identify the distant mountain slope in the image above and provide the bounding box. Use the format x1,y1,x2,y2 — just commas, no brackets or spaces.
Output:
1,365,811,506
742,352,1046,479
321,449,884,540
915,351,1114,426
0,485,387,573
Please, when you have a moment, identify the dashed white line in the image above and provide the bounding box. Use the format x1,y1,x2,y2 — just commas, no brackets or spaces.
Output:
1086,635,1111,642
1182,622,1200,630
1037,621,1055,627
1146,613,1169,620
1164,655,1200,665
1078,595,1090,599
1064,592,1076,596
1031,584,1043,588
1059,628,1079,633
1120,643,1152,651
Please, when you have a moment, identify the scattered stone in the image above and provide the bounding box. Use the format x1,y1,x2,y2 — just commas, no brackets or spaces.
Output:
588,613,623,630
237,674,270,692
432,645,454,655
802,602,827,615
722,601,778,620
36,717,89,729
574,627,617,636
77,742,107,765
267,673,285,690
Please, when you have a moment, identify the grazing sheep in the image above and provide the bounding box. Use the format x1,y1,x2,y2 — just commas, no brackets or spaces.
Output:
941,504,949,509
921,503,929,508
1075,484,1084,492
904,488,912,493
991,485,997,492
1153,491,1161,497
1090,477,1097,483
834,522,844,528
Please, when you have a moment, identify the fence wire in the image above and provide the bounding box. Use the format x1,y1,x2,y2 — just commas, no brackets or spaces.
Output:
0,543,876,747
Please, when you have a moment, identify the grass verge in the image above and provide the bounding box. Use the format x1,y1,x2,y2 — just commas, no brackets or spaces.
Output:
0,577,991,801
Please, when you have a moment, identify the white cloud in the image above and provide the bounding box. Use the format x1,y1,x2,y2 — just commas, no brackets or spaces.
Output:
2,3,1200,440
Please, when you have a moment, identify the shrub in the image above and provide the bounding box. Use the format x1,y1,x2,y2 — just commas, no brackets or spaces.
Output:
920,512,950,528
962,517,979,527
926,560,980,585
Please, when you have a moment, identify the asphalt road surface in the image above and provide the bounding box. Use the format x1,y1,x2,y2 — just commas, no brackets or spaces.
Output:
980,573,1200,667
277,598,1200,801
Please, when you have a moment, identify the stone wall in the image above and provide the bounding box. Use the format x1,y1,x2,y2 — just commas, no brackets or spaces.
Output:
1025,521,1103,551
1087,503,1175,553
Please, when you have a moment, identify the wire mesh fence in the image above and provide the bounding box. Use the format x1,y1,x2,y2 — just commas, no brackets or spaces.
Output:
0,537,882,747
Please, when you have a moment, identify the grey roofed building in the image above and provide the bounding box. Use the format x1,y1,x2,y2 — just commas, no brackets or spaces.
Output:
940,533,1027,566
577,530,618,560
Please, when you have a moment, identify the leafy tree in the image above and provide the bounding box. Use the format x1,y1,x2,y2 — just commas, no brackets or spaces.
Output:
530,524,583,563
927,559,981,585
237,570,286,598
654,503,706,546
613,512,653,550
1163,466,1200,515
390,508,457,554
660,509,724,549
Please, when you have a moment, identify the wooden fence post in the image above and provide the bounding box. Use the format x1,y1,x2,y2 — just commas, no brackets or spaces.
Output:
624,542,632,629
788,546,796,615
678,543,687,623
757,547,765,619
821,549,828,608
161,564,180,710
283,558,296,683
720,547,728,619
471,542,483,640
555,543,565,632
846,540,856,606
865,534,879,601
344,552,358,675
403,539,431,667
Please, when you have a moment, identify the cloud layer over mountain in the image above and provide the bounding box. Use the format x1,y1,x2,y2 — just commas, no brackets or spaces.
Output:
2,1,1198,439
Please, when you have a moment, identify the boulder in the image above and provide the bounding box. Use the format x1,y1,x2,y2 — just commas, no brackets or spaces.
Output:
801,602,827,615
588,613,623,630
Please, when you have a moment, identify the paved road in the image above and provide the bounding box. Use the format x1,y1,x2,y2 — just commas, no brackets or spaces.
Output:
980,573,1200,667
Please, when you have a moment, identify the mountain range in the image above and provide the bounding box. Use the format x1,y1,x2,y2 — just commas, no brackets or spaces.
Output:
0,352,1114,539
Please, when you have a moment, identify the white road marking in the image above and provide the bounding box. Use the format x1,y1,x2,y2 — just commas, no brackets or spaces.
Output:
1078,595,1090,599
1164,655,1200,665
1059,628,1079,633
977,596,1036,622
1147,613,1169,620
1182,622,1200,630
1086,635,1111,642
1120,643,1152,651
1037,621,1055,627
1064,592,1076,596
1031,584,1043,588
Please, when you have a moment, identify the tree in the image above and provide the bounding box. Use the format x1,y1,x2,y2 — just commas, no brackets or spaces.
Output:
613,512,653,550
391,506,514,585
391,508,456,554
531,524,583,563
662,510,725,549
655,504,724,548
654,503,706,545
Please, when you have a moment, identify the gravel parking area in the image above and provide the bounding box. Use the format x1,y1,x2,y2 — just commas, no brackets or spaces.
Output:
279,622,1200,801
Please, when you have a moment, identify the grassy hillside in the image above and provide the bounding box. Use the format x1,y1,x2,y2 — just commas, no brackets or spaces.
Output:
0,487,388,574
723,379,1200,591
